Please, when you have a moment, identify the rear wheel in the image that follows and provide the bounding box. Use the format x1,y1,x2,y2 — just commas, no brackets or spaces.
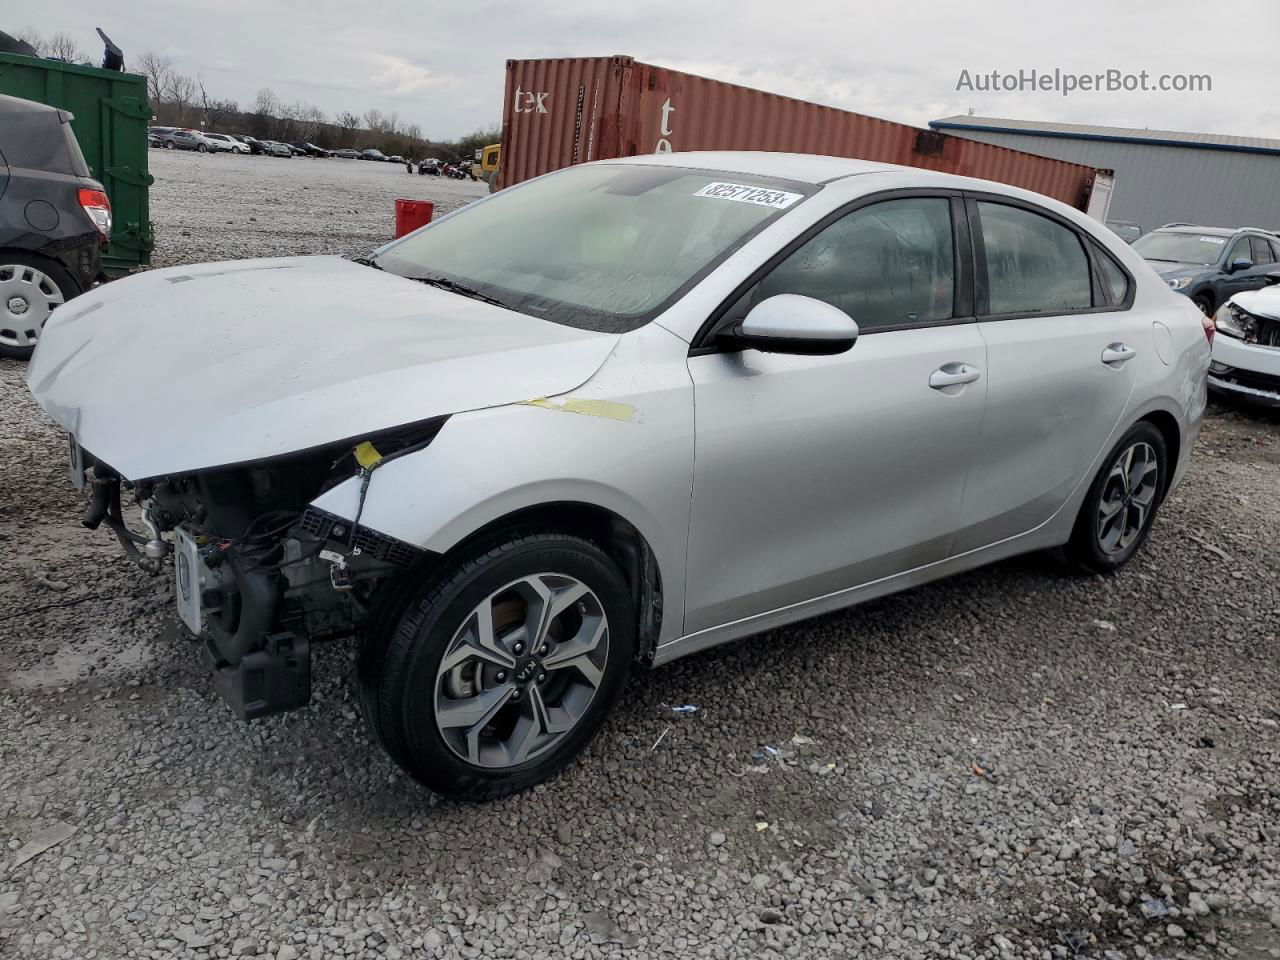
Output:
358,531,634,800
1065,422,1168,574
0,254,78,360
196,143,208,153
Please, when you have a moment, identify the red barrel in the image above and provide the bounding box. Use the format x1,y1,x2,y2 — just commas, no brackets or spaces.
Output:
394,198,434,238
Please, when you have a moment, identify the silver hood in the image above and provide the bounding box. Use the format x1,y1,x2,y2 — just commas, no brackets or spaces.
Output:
27,256,618,479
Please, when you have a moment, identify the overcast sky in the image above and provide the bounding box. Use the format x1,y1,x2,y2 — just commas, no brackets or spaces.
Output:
25,0,1280,141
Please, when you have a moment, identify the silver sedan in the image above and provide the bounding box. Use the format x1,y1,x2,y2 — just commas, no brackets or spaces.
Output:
28,152,1210,800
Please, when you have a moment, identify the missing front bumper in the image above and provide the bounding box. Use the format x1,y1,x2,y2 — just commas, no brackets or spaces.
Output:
202,630,311,720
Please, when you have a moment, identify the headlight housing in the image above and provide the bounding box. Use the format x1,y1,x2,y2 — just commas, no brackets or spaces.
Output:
1213,302,1256,342
1167,276,1194,290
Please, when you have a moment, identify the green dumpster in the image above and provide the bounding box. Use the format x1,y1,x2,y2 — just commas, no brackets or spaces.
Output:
0,52,153,276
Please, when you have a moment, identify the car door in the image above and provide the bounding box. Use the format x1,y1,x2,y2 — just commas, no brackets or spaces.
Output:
684,193,987,634
954,196,1143,552
1217,235,1259,302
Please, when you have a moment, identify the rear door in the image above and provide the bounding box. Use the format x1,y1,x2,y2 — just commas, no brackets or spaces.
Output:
954,196,1143,552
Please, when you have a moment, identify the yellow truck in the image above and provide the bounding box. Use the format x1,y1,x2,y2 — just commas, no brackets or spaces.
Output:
474,143,500,190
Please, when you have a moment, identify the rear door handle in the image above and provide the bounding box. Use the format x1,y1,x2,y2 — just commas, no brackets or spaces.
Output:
1101,343,1137,366
928,362,981,389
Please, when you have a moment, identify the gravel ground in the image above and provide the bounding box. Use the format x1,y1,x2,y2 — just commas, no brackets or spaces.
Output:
2,150,1280,959
145,148,487,267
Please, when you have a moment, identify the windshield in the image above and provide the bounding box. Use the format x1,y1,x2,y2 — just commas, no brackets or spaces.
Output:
374,163,813,333
1132,231,1227,266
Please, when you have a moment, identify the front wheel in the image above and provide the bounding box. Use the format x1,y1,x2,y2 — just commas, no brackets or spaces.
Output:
1065,422,1168,574
1193,293,1213,316
358,531,635,801
196,143,208,152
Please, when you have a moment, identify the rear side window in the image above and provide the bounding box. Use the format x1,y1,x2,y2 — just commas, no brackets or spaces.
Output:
977,202,1091,315
1094,246,1131,305
755,196,955,330
1250,236,1275,265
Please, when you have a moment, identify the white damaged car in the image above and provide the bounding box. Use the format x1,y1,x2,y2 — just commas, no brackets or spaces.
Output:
28,152,1209,799
1210,273,1280,406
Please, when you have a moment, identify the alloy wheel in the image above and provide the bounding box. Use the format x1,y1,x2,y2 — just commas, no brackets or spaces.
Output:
1096,441,1159,555
0,264,65,350
433,573,609,768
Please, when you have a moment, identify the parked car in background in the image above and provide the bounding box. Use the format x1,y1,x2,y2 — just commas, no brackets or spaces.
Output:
260,140,292,158
147,126,174,148
332,148,359,159
360,148,387,161
0,94,109,359
1133,225,1280,315
202,133,248,154
162,128,215,152
289,142,330,158
1107,220,1142,244
1210,273,1280,406
28,152,1209,799
231,135,267,155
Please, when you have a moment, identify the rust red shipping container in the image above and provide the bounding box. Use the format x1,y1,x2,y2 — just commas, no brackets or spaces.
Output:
499,56,1108,211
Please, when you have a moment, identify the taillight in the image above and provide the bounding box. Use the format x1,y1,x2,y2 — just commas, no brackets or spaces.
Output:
1201,309,1215,346
78,188,112,243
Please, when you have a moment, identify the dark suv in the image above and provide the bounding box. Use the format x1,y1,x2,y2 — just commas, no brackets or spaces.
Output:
1133,224,1280,314
0,94,109,359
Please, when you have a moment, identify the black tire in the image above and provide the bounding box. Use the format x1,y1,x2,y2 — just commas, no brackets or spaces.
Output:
0,253,81,361
196,143,208,153
358,531,635,801
1193,293,1213,315
1065,421,1168,574
164,141,174,149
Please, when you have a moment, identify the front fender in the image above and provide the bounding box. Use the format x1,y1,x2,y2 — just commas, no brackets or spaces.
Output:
310,382,695,643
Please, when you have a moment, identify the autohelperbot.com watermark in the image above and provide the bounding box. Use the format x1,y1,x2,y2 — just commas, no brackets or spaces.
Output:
956,68,1212,97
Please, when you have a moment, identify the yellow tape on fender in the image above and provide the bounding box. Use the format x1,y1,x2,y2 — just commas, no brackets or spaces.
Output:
522,397,637,422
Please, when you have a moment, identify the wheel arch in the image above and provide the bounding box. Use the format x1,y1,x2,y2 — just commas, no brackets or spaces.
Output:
443,500,666,666
1137,408,1181,495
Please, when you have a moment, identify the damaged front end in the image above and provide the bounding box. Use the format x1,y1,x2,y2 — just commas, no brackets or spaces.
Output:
75,419,445,719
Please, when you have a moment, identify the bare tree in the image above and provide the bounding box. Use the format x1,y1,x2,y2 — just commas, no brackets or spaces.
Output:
14,26,45,55
137,52,174,109
293,102,325,141
363,108,385,132
196,75,238,130
46,31,85,62
169,73,196,125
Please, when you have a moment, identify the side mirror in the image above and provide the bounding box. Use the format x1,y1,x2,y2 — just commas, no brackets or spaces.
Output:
1229,257,1253,273
718,294,859,356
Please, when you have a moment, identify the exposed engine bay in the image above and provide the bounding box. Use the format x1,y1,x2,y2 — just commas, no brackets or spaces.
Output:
74,419,445,719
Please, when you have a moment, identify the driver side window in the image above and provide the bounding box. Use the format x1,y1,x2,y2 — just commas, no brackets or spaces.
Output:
1226,236,1252,266
752,197,956,331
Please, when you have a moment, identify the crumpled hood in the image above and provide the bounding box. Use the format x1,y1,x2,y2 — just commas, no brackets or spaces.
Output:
1230,284,1280,320
27,256,618,479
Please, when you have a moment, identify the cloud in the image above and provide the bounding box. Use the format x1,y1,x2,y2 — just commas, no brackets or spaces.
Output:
360,53,458,98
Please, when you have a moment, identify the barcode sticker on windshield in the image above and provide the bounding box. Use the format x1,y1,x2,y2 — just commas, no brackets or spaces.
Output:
694,182,803,209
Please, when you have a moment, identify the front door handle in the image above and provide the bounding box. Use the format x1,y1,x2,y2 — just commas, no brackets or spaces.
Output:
1101,342,1137,366
928,362,981,389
